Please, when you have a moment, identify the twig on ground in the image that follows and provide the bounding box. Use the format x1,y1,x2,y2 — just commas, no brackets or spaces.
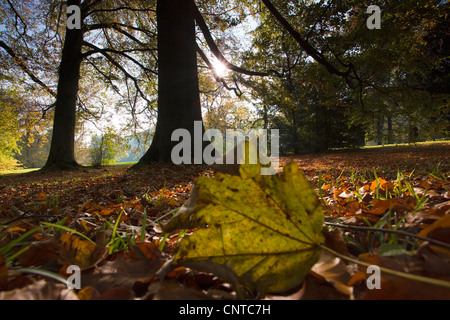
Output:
325,221,450,250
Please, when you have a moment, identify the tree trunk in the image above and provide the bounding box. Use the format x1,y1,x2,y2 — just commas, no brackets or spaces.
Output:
263,105,268,130
387,115,393,144
376,113,384,146
135,0,203,165
43,0,83,170
408,123,419,144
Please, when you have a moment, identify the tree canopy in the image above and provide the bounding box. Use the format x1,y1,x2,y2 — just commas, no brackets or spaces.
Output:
0,0,450,302
0,0,448,169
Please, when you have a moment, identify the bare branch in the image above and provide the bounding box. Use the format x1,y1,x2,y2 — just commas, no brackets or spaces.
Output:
196,44,242,97
191,0,282,78
82,41,153,105
306,0,334,40
85,58,124,97
77,94,102,120
41,102,56,119
85,22,156,38
261,0,350,78
6,0,27,39
82,45,157,76
81,0,103,11
85,6,156,18
96,25,147,46
0,40,57,98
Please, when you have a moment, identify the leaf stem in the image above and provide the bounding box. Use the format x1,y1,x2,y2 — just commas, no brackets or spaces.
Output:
319,244,450,290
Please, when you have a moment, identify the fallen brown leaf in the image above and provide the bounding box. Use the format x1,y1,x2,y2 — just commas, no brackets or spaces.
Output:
0,279,79,300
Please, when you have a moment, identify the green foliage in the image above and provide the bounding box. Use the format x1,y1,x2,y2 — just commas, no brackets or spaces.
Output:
10,93,54,169
1,0,158,168
15,131,51,169
242,0,449,150
89,127,126,166
0,0,448,162
0,94,21,170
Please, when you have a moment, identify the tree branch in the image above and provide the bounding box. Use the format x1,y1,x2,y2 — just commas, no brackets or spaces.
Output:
85,58,124,98
100,25,147,46
0,40,56,98
82,45,157,76
82,41,152,105
85,6,156,18
261,0,350,78
196,44,242,97
81,0,103,11
83,48,156,57
85,22,156,38
41,102,56,119
6,0,27,39
306,0,334,40
191,0,282,78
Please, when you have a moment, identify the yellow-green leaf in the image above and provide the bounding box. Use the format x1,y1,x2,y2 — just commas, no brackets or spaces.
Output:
164,161,324,293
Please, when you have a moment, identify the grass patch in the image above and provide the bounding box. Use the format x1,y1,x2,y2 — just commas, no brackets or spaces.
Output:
362,140,449,149
111,161,138,166
0,168,40,175
0,161,136,176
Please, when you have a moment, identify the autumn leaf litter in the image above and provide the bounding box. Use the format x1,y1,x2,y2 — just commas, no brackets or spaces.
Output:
0,143,449,299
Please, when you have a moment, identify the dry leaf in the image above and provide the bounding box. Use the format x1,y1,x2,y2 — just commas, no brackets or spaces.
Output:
165,161,324,293
0,280,79,300
310,250,353,297
419,214,450,242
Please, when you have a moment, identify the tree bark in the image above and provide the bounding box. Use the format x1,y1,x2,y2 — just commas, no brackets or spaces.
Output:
135,0,203,165
376,113,384,146
387,115,393,144
263,105,268,130
42,0,83,170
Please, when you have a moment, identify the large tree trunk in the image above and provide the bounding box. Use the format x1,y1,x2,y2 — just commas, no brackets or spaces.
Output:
42,1,83,170
135,0,203,165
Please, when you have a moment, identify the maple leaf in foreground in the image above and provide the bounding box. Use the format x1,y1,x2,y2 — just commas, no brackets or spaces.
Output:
164,161,324,293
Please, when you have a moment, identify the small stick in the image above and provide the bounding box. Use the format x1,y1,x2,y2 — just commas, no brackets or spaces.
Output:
3,214,60,226
325,221,450,250
320,245,450,290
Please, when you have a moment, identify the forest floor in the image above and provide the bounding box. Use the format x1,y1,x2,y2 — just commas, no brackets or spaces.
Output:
0,142,449,300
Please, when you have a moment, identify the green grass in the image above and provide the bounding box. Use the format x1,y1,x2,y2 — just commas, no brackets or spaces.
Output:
0,168,40,175
361,140,449,149
110,161,138,166
0,161,137,175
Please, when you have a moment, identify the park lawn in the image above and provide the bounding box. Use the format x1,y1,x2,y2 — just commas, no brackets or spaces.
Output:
0,168,40,175
0,161,138,176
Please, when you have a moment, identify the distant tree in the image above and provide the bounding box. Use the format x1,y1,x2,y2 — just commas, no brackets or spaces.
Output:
0,93,21,170
135,0,202,164
0,0,157,170
15,132,51,169
14,99,53,169
241,0,449,150
89,127,126,166
134,0,281,166
44,0,157,170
